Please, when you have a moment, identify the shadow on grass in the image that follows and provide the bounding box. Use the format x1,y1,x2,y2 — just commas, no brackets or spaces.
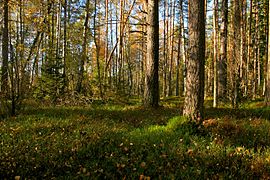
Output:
205,106,270,120
19,105,181,128
204,105,270,151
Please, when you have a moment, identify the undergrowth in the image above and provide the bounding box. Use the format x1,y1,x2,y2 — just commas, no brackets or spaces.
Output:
1,98,270,179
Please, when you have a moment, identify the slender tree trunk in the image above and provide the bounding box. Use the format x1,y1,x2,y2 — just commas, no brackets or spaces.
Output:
263,2,268,97
117,0,124,89
18,0,24,98
163,0,168,98
63,0,68,92
266,0,270,104
180,1,186,96
115,3,119,88
110,1,114,89
252,1,259,99
168,0,176,97
183,0,205,123
241,0,247,97
176,31,181,97
144,0,159,108
1,0,9,96
247,0,253,97
126,24,133,95
104,0,109,93
213,0,218,107
141,16,146,97
176,0,183,97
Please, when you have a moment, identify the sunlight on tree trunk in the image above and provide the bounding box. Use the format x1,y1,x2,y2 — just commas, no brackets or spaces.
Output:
183,0,205,123
144,0,159,108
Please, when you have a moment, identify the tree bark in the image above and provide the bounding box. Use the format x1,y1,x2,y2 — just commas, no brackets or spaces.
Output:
76,0,90,93
1,0,9,96
247,0,253,97
93,0,103,98
62,0,68,92
218,0,228,102
144,0,159,108
168,0,176,97
241,0,247,97
162,0,168,98
213,0,219,107
183,0,205,123
232,0,241,107
180,0,186,96
266,0,270,104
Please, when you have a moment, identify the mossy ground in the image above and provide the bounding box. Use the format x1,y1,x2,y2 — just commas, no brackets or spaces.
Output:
1,98,270,179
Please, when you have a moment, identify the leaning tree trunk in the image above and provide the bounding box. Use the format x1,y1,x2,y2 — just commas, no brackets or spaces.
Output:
183,0,205,123
144,0,159,108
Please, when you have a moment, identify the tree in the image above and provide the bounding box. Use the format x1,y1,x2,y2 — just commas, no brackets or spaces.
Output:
213,0,219,107
183,0,205,123
76,0,90,93
176,0,186,97
1,0,9,96
168,0,176,96
218,0,228,102
231,0,241,107
266,0,270,104
144,0,159,108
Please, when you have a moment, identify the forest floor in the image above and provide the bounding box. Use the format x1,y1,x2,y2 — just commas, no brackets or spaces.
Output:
1,97,270,179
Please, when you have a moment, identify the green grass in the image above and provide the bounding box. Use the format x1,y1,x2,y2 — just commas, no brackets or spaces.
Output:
1,98,270,179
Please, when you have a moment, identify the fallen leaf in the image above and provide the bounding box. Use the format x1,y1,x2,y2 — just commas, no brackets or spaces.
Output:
140,162,146,168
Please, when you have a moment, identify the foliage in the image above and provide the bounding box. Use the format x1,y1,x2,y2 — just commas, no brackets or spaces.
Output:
33,60,65,103
1,98,270,178
0,98,11,119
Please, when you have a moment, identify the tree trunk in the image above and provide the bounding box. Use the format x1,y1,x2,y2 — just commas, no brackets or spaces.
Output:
232,0,241,107
93,0,103,98
247,0,253,97
265,0,270,104
168,0,176,97
76,0,90,93
241,0,247,97
183,0,205,123
104,0,109,93
1,0,9,96
213,0,218,107
162,0,168,98
144,0,159,108
218,0,228,102
180,1,186,96
63,0,68,92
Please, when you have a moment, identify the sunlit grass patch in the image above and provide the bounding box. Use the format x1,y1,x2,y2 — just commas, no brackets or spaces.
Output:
129,116,186,136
